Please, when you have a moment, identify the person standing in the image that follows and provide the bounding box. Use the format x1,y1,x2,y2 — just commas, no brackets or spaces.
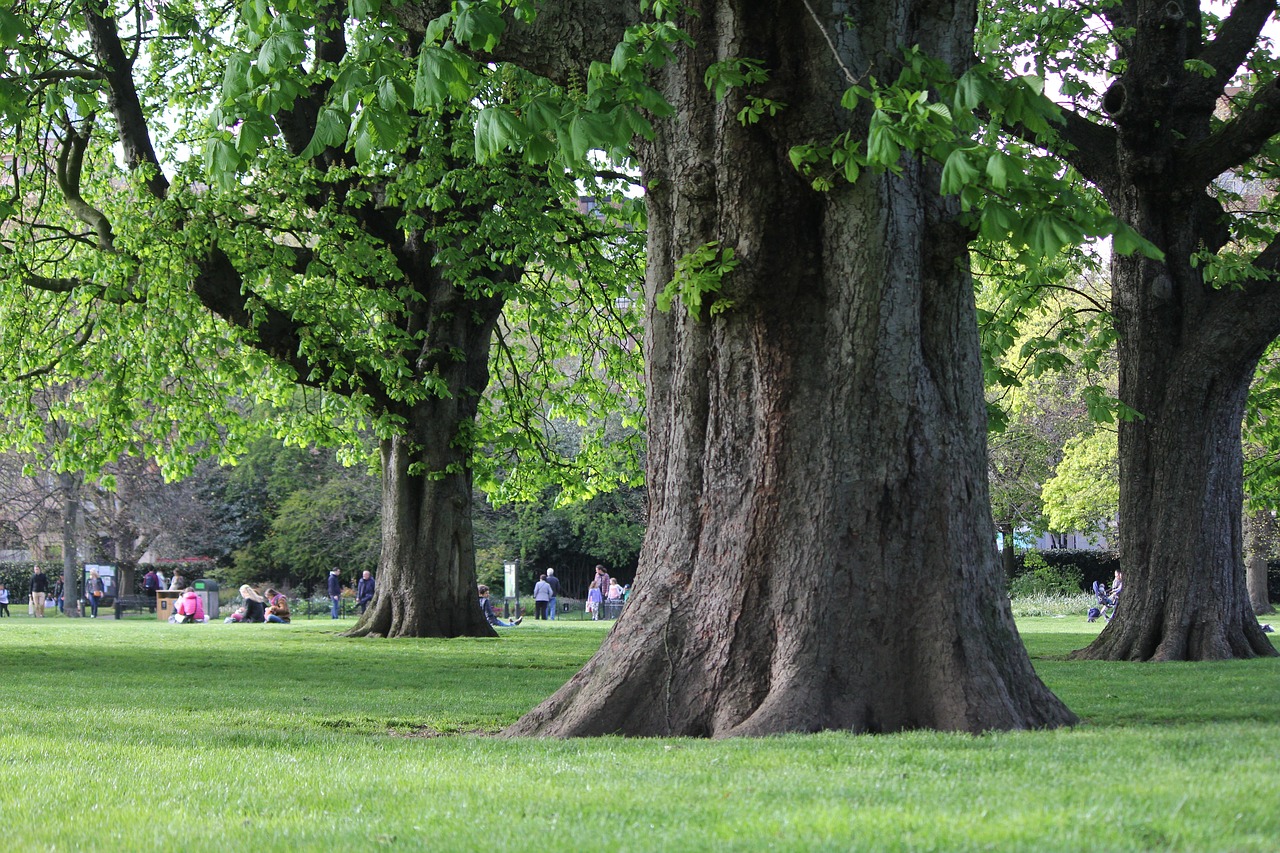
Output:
29,566,49,618
327,568,343,619
52,577,64,613
0,583,10,616
85,570,105,618
544,568,560,621
356,571,375,614
532,574,552,620
586,580,603,621
594,565,611,599
143,568,161,612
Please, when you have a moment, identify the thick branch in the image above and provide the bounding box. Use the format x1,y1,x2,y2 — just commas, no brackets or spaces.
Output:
54,119,114,250
1050,106,1120,194
191,247,397,414
1185,78,1280,186
1189,0,1278,106
82,5,169,199
394,0,638,84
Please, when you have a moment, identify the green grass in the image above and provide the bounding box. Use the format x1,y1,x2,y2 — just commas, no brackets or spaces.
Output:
1,613,1277,852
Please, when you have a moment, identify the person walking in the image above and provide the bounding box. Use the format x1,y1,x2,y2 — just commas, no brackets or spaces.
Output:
533,574,552,620
356,571,375,614
327,568,343,619
85,570,105,618
544,568,560,621
29,566,49,618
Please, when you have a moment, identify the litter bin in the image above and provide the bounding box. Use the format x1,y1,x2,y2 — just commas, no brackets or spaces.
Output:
156,590,181,622
191,579,219,620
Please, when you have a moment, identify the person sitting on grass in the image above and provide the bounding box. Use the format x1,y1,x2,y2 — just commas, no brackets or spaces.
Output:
236,585,266,623
478,585,521,627
264,588,291,624
170,588,206,623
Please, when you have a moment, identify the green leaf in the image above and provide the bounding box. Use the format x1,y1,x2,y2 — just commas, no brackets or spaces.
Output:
474,106,527,161
940,148,980,195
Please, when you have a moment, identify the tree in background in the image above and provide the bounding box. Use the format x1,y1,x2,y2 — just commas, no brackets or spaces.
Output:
979,0,1279,660
0,0,643,637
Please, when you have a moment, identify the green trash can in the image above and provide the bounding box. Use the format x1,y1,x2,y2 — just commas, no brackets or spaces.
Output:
191,579,220,620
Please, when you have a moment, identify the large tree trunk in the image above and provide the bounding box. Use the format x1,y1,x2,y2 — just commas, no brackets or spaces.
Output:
1073,1,1279,661
1244,509,1276,616
344,283,503,639
508,0,1075,737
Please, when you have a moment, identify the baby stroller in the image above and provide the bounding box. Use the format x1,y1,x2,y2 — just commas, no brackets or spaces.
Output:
1088,581,1118,622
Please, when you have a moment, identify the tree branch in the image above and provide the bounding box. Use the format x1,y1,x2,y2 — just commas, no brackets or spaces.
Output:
1188,0,1278,106
54,116,115,250
83,5,169,199
1184,78,1280,186
1002,103,1120,198
190,247,398,414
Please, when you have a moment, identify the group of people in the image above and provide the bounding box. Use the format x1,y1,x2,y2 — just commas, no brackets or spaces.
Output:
586,565,627,620
324,568,376,619
221,585,293,624
483,564,630,626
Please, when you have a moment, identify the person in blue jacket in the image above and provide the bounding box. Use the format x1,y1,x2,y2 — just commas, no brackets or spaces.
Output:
327,568,343,619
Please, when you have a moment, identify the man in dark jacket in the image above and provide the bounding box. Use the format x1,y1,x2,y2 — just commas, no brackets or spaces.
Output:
544,568,561,621
29,566,49,618
327,568,343,619
356,571,375,614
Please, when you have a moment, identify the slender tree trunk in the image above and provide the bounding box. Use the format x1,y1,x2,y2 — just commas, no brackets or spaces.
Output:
508,0,1075,737
60,471,82,617
1244,508,1276,616
997,521,1018,580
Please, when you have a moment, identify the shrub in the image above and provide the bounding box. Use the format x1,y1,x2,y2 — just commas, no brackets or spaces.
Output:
1008,552,1084,598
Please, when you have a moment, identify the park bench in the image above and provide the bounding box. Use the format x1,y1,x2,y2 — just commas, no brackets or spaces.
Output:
113,596,154,619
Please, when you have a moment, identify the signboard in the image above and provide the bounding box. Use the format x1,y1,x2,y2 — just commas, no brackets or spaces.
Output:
503,561,517,600
83,564,117,601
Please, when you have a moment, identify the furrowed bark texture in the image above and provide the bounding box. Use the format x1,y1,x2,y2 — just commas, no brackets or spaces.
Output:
1069,0,1280,661
507,0,1075,737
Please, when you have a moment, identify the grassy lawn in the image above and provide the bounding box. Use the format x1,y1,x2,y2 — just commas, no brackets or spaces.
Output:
1,612,1276,851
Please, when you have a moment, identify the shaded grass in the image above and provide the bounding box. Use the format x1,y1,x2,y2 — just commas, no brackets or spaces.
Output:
1,614,1277,851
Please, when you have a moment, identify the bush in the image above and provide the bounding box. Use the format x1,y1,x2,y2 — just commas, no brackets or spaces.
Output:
1008,552,1083,598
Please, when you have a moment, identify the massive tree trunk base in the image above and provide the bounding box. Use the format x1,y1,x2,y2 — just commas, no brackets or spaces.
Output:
1073,606,1278,662
340,433,496,640
340,597,496,639
506,581,1077,738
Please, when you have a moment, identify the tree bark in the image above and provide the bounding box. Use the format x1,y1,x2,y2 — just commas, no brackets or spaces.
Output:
1069,0,1279,661
507,0,1075,737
